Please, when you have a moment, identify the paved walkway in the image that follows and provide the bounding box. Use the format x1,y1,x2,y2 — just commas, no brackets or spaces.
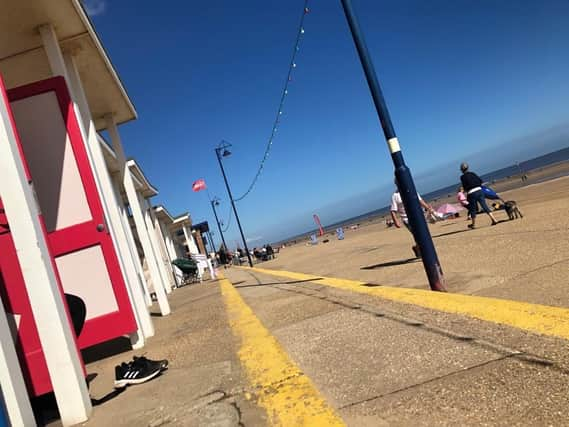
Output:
65,266,569,426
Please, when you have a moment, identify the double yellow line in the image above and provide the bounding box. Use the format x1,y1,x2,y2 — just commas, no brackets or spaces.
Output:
223,266,569,425
220,278,345,426
246,266,569,342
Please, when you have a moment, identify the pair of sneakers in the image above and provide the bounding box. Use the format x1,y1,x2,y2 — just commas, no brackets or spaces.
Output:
114,356,168,388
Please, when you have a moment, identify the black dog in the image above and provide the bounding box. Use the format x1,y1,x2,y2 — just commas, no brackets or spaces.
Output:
505,201,523,220
504,200,524,221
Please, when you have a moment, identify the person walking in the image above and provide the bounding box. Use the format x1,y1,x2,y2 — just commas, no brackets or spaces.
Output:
459,162,498,229
390,179,434,258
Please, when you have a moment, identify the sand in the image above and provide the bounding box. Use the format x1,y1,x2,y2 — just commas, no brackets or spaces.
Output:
258,174,569,308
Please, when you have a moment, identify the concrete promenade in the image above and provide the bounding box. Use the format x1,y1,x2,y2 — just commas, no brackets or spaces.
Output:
63,265,569,426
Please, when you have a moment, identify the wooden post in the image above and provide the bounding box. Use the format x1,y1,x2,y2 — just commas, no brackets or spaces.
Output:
0,294,35,426
0,78,91,426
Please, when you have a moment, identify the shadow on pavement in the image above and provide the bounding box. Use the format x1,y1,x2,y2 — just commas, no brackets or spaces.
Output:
91,388,127,406
86,372,98,386
32,393,59,426
361,258,419,270
432,229,471,238
82,336,132,364
433,219,512,238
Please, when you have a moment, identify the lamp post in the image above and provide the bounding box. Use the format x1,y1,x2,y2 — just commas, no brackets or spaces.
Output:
340,0,445,291
211,197,228,252
207,230,216,254
215,141,254,267
0,393,8,427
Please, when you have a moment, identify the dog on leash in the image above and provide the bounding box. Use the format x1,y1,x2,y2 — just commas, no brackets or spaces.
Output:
492,201,523,220
504,201,523,220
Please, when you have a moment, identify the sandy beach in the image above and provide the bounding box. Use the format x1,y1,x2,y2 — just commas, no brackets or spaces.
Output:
258,173,569,308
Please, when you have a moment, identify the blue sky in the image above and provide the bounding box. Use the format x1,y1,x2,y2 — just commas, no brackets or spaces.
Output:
85,0,569,248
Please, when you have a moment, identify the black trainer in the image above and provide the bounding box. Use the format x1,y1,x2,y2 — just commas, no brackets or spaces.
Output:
114,360,161,389
133,355,169,371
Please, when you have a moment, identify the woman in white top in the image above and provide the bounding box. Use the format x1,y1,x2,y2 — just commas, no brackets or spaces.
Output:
390,186,433,258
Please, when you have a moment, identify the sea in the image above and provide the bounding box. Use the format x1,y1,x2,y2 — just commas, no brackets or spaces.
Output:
279,146,569,244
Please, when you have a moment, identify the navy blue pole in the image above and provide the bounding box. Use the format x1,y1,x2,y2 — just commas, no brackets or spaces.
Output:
211,199,228,252
340,0,446,291
0,389,8,427
216,145,254,267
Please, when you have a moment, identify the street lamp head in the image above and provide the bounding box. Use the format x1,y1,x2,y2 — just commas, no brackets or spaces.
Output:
217,140,232,158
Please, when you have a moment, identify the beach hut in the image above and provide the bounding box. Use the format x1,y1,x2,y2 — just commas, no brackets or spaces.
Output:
0,1,169,424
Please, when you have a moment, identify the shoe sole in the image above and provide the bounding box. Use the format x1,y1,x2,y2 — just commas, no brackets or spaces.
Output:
114,368,161,389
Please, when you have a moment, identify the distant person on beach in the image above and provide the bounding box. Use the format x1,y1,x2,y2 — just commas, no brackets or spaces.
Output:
457,186,470,219
460,162,498,229
234,249,242,265
390,180,434,258
457,186,468,208
266,244,274,259
218,249,227,265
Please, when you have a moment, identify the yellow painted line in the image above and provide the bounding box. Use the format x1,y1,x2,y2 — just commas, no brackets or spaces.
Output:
245,266,569,341
219,278,345,426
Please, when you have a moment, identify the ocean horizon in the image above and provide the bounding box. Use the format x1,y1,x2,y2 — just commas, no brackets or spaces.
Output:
277,145,569,245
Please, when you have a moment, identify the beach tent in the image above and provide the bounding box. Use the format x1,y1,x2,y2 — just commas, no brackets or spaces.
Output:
436,203,464,216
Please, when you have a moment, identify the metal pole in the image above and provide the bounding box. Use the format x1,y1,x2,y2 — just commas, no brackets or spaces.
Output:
211,199,228,252
205,231,211,251
0,392,8,427
216,147,254,267
340,0,445,291
206,231,214,253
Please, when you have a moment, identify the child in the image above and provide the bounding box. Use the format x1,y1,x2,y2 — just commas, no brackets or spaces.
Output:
457,186,470,220
457,186,468,208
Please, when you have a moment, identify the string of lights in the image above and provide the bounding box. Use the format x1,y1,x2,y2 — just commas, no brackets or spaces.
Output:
234,0,310,202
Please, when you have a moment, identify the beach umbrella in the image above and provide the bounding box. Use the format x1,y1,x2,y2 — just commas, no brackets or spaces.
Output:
436,203,464,216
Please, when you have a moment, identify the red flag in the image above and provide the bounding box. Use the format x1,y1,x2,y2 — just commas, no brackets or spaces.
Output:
313,214,324,236
192,179,207,192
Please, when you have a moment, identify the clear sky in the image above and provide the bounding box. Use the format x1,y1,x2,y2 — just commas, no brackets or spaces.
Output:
85,0,569,248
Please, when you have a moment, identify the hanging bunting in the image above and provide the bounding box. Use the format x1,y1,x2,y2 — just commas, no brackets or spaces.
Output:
233,0,310,202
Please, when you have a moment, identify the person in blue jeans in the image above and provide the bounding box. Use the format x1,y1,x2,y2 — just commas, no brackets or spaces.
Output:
460,162,498,229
